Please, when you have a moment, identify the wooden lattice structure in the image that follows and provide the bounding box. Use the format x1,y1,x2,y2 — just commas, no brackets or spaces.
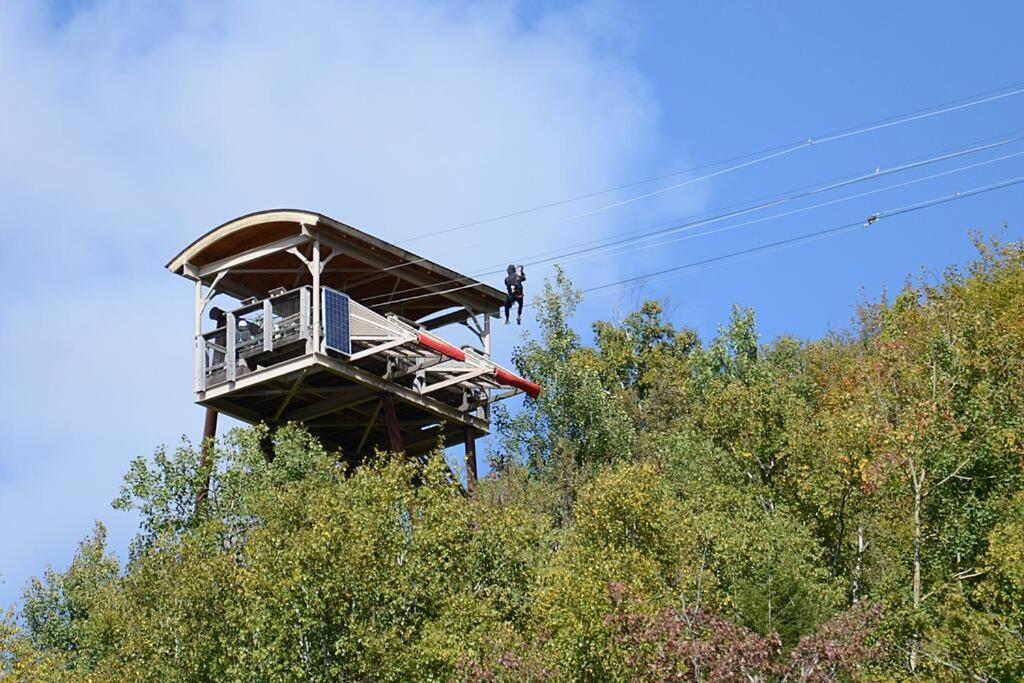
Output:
167,210,539,480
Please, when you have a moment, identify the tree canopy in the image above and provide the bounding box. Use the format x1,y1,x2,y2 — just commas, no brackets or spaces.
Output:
4,236,1024,681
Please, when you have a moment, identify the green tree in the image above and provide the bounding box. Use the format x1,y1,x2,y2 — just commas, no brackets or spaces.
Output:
20,522,119,672
495,267,636,520
8,235,1024,682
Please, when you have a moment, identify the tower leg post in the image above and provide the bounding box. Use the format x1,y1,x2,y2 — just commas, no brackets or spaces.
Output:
382,394,404,452
464,426,478,493
197,407,218,507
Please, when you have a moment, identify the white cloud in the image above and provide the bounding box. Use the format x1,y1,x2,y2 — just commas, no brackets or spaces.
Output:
0,0,663,605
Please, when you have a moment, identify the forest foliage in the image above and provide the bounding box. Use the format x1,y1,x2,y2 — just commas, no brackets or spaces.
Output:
3,236,1024,681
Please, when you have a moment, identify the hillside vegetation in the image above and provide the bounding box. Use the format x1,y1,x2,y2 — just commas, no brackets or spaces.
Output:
3,237,1024,681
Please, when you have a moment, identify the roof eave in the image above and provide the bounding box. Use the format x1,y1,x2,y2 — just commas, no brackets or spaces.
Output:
166,209,506,311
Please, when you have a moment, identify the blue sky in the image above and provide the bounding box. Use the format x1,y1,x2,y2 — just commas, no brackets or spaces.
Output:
1,0,1022,607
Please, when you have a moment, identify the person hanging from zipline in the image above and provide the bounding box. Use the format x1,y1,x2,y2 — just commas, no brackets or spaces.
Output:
503,264,526,325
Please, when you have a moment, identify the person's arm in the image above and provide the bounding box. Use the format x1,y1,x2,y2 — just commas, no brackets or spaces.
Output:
519,266,526,282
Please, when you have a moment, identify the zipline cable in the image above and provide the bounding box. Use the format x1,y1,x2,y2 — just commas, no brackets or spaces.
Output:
395,80,1024,247
365,133,1024,305
376,175,1024,307
577,175,1024,296
554,149,1024,269
454,131,1024,278
471,142,1024,275
367,133,1024,302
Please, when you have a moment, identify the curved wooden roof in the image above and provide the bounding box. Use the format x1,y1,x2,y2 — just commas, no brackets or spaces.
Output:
167,209,505,319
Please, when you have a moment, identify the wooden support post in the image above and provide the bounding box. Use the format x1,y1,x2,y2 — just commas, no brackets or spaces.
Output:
483,314,493,422
301,286,312,353
381,394,404,452
194,279,204,392
197,407,218,507
482,313,491,357
311,235,322,354
226,311,237,382
464,426,478,493
263,298,273,352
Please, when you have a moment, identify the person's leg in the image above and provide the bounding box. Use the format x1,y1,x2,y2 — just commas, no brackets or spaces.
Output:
504,295,513,323
516,295,524,324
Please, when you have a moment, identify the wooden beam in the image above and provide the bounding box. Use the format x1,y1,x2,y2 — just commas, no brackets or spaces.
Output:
271,368,309,422
356,398,384,456
228,267,380,274
348,337,414,361
284,387,373,422
303,398,379,425
417,307,472,330
198,351,491,432
198,398,266,424
314,353,489,432
197,233,310,278
199,355,319,401
314,417,441,428
211,277,265,302
420,369,488,395
316,233,497,315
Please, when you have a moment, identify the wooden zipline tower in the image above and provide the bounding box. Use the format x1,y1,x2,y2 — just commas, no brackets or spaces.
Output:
167,210,540,486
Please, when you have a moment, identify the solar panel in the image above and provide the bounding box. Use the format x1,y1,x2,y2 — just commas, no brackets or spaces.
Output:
323,288,351,355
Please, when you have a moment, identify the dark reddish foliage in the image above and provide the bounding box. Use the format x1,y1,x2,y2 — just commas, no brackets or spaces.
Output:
605,583,883,682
